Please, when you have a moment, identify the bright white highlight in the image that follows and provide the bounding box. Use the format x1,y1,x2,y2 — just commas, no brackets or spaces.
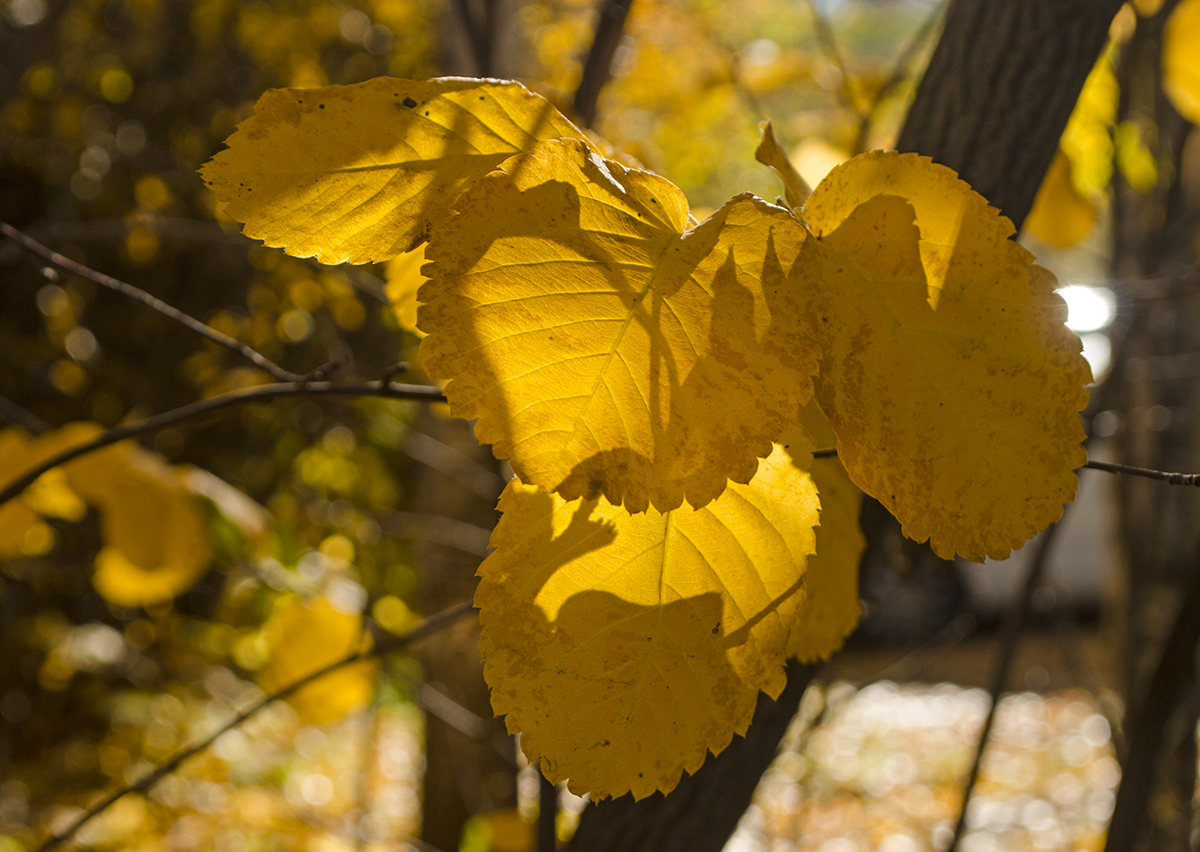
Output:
1058,285,1115,332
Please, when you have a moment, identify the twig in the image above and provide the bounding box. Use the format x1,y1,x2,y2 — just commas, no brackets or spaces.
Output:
1084,458,1200,486
811,446,1200,488
946,517,1065,852
0,379,445,509
34,600,475,852
0,221,317,383
0,394,49,434
803,0,858,115
572,0,636,127
853,0,944,153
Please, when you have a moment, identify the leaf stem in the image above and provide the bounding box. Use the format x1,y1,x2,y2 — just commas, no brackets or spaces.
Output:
0,379,446,509
0,221,319,383
33,600,475,852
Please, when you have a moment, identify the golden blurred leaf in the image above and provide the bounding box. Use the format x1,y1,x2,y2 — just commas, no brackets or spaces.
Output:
0,429,48,556
384,243,428,337
259,595,377,725
783,405,863,662
1062,50,1118,200
477,443,819,799
420,137,817,513
202,77,594,264
1025,149,1098,248
75,446,214,608
1164,0,1200,124
798,152,1090,561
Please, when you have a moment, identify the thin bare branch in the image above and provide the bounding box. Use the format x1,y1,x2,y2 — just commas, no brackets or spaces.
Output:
0,379,446,509
803,0,858,115
813,447,1200,488
946,518,1064,852
853,0,945,153
34,600,475,852
572,0,636,127
0,394,49,434
0,221,319,383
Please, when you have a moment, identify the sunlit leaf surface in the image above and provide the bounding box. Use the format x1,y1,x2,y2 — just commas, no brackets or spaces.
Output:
202,77,593,264
420,137,817,513
476,443,819,800
797,152,1090,561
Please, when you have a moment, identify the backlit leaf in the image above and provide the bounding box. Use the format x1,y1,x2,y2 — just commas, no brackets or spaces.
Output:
1164,0,1200,124
202,77,594,264
798,152,1089,562
385,243,428,337
476,443,819,799
782,404,864,662
1025,149,1097,248
259,595,378,725
420,137,817,513
0,430,47,557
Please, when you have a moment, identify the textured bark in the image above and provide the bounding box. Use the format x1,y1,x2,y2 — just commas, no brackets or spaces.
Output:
567,2,1122,851
897,0,1124,231
566,663,819,852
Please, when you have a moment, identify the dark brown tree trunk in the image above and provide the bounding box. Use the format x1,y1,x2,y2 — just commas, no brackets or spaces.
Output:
567,2,1123,850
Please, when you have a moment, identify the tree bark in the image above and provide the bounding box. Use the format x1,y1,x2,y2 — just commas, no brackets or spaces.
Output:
567,2,1123,850
897,0,1125,232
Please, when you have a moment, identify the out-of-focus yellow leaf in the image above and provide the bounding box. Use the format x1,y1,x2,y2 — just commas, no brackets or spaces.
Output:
754,120,811,209
1115,120,1159,191
201,77,594,264
384,243,427,337
797,152,1090,562
792,138,851,195
74,446,214,608
1062,51,1119,200
0,429,44,557
477,443,819,800
1026,149,1098,248
782,405,863,662
1164,0,1200,124
420,137,817,513
259,595,378,725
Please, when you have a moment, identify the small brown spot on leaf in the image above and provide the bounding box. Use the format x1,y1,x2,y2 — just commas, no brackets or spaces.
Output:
403,97,417,108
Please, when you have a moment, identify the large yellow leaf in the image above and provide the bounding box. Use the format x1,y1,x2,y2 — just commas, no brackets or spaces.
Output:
201,77,594,264
1025,149,1097,249
1164,0,1200,124
420,137,817,513
259,595,378,725
385,243,428,337
476,443,819,800
782,405,864,662
798,152,1090,562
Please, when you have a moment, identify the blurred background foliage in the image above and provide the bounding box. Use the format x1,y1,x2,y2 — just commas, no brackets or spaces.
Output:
0,0,1194,850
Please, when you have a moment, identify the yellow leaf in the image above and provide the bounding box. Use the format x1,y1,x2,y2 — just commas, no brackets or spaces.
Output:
0,429,46,557
1115,120,1158,192
201,77,594,264
76,446,214,608
1164,0,1200,124
259,595,378,725
782,405,864,662
798,152,1090,562
754,120,812,209
1061,50,1118,200
420,137,817,513
384,243,428,337
476,443,819,799
1025,149,1098,248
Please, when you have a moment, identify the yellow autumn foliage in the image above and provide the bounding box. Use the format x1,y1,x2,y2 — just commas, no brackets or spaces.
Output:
201,77,594,264
754,120,812,209
420,137,818,513
384,243,428,337
477,443,821,800
797,152,1090,562
259,595,378,725
1026,149,1097,248
1164,0,1200,124
783,405,864,662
